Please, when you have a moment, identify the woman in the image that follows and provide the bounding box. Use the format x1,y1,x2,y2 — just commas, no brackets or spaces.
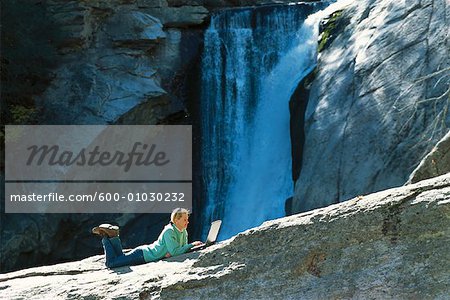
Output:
92,208,203,268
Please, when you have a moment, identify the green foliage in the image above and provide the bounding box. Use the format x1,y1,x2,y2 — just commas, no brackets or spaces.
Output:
10,105,38,124
318,11,343,53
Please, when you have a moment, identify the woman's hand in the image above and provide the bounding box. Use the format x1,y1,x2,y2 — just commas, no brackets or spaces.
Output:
192,241,204,246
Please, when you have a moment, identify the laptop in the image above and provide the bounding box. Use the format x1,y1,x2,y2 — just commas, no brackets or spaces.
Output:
189,220,222,252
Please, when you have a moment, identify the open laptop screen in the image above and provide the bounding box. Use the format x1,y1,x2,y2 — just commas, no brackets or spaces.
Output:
206,220,222,244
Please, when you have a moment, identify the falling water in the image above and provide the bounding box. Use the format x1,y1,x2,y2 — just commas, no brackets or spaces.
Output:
200,2,331,239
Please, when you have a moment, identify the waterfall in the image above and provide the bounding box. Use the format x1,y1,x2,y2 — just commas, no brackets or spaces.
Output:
200,2,330,239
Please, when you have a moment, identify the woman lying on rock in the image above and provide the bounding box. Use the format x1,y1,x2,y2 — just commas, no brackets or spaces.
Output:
92,208,203,268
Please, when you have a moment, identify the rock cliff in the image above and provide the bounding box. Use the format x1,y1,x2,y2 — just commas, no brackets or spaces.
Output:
1,173,449,299
292,0,450,213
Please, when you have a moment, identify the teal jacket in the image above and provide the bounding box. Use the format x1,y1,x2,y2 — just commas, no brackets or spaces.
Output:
138,223,193,262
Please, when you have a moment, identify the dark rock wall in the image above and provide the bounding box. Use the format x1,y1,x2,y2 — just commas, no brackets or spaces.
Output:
289,68,316,184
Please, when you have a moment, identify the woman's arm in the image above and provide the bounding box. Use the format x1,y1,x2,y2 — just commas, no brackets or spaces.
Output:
163,230,193,256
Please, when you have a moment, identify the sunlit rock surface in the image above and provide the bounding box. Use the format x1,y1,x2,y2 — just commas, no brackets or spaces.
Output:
293,0,450,212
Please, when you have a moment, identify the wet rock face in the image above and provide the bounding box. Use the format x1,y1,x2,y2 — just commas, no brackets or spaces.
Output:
1,174,449,299
292,0,450,213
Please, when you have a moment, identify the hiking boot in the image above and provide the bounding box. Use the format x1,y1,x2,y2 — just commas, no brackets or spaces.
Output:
92,224,119,238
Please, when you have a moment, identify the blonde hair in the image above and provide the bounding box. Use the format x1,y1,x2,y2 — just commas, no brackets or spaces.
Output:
170,208,190,223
